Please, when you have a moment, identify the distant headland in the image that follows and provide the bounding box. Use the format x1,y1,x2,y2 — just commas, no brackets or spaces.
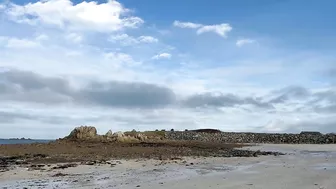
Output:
7,138,32,140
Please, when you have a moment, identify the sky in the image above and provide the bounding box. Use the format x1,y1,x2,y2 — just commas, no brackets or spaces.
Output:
0,0,336,139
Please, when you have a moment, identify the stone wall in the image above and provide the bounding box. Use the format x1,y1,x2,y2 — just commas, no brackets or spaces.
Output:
165,131,336,144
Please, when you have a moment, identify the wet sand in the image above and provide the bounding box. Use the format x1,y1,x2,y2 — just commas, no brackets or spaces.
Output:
1,144,336,189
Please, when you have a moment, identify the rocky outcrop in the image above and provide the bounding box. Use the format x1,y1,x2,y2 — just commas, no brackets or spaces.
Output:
62,126,335,144
135,133,148,141
108,132,148,142
113,132,138,142
65,126,98,140
165,131,336,144
63,126,150,142
112,131,125,138
105,130,113,139
112,131,126,142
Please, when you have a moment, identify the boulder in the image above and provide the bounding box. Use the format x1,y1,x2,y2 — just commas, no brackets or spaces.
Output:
105,130,113,138
65,126,98,140
112,132,139,142
135,133,148,141
112,131,125,138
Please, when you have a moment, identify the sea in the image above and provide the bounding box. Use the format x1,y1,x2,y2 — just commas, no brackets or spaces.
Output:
0,139,53,145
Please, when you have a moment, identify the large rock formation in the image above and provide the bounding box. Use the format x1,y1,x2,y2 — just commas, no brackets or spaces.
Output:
65,126,98,140
63,126,151,142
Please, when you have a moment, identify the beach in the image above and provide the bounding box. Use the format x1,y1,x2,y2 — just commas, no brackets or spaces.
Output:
1,144,335,189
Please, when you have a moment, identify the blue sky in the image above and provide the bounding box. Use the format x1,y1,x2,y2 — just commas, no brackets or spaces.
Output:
118,0,336,48
0,0,335,138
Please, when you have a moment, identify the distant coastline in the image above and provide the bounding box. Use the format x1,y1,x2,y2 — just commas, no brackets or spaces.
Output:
0,139,53,145
7,138,32,140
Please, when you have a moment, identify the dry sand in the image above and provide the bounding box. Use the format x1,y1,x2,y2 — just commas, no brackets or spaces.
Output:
1,144,336,189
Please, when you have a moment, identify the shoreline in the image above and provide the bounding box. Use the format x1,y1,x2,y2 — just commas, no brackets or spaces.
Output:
1,144,336,189
0,141,282,165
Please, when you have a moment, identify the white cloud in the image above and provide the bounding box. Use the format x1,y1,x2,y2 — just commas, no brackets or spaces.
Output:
65,33,83,43
3,0,144,32
104,52,140,67
0,36,7,44
35,34,49,41
109,34,158,46
196,24,232,38
4,37,40,48
0,4,6,10
109,34,134,42
173,21,232,38
173,21,202,29
236,38,256,47
152,53,172,60
138,36,158,43
262,119,287,132
65,50,82,57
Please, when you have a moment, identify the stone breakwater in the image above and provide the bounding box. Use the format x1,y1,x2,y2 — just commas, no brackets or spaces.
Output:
165,131,336,144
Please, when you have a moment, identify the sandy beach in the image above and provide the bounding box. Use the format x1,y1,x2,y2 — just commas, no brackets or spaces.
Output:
1,144,335,189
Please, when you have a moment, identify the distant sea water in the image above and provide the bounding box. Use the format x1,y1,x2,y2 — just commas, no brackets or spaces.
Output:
0,139,53,145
